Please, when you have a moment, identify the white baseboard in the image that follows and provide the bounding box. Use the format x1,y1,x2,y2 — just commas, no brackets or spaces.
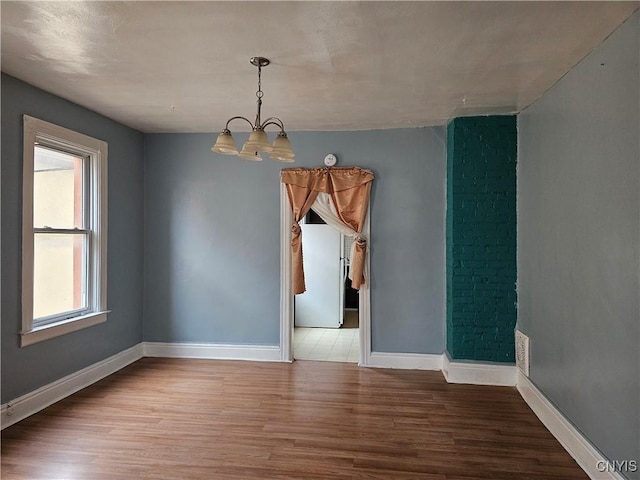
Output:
442,353,516,386
366,352,443,371
1,344,143,429
516,371,625,480
142,342,282,362
364,352,516,387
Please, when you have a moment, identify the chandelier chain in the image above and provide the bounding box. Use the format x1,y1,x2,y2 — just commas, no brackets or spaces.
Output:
256,64,264,99
254,64,264,127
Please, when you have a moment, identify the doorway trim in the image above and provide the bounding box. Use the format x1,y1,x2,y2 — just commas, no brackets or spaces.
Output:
279,183,371,365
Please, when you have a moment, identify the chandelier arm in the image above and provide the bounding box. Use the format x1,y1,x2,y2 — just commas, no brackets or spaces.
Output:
225,116,256,131
260,118,286,132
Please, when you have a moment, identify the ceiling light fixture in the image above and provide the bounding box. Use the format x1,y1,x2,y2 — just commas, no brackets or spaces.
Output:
211,57,294,162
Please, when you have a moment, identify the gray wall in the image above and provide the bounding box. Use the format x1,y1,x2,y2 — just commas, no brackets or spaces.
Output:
518,12,639,474
143,128,446,353
1,74,145,403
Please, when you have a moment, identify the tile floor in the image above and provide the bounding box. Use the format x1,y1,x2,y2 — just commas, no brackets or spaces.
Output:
293,326,360,363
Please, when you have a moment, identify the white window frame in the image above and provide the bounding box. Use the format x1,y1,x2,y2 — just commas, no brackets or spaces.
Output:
21,115,109,347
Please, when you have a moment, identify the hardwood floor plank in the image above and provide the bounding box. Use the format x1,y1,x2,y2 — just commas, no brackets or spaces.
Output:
1,358,588,479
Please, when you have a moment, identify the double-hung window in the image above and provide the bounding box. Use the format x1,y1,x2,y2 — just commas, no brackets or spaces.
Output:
21,115,108,346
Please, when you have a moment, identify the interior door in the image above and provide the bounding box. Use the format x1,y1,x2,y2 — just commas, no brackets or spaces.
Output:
294,222,342,328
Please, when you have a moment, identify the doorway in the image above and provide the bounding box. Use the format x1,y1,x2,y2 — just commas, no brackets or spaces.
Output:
293,210,359,362
279,183,371,365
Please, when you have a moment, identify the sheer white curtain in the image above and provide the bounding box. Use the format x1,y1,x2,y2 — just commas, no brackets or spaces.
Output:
310,192,367,284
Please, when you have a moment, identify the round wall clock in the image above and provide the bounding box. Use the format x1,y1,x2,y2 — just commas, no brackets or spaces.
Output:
324,154,337,166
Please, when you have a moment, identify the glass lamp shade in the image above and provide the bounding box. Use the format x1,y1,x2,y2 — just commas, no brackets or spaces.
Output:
211,131,239,155
269,149,295,162
268,133,295,162
238,142,263,161
244,129,272,153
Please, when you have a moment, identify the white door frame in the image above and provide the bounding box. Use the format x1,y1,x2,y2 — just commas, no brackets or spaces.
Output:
279,183,371,365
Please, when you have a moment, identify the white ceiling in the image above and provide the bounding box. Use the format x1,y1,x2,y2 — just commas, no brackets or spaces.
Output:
1,1,637,133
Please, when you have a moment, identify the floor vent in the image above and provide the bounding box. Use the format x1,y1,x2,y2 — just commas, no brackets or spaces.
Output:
515,330,530,377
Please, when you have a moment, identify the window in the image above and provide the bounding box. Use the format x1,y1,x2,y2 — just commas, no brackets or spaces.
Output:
21,115,108,346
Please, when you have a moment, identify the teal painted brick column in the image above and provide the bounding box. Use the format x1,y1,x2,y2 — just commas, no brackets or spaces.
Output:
446,116,517,362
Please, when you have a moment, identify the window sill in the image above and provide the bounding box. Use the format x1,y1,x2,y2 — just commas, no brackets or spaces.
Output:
20,311,109,347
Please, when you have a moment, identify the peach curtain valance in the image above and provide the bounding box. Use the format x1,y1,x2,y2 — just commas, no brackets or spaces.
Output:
281,167,374,192
281,167,374,295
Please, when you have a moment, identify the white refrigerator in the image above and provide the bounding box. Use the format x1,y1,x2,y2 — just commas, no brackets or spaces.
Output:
294,222,344,328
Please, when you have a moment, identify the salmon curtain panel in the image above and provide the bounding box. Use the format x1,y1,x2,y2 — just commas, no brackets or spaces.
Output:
281,167,374,295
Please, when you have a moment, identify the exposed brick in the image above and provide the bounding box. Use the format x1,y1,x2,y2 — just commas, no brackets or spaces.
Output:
446,116,517,362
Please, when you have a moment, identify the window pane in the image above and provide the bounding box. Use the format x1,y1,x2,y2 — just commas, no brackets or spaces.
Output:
34,145,84,229
34,233,87,321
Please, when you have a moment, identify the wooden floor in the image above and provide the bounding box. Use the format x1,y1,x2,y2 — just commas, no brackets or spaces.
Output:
1,358,588,480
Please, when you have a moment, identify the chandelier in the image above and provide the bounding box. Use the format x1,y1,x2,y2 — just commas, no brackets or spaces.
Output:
211,57,295,162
